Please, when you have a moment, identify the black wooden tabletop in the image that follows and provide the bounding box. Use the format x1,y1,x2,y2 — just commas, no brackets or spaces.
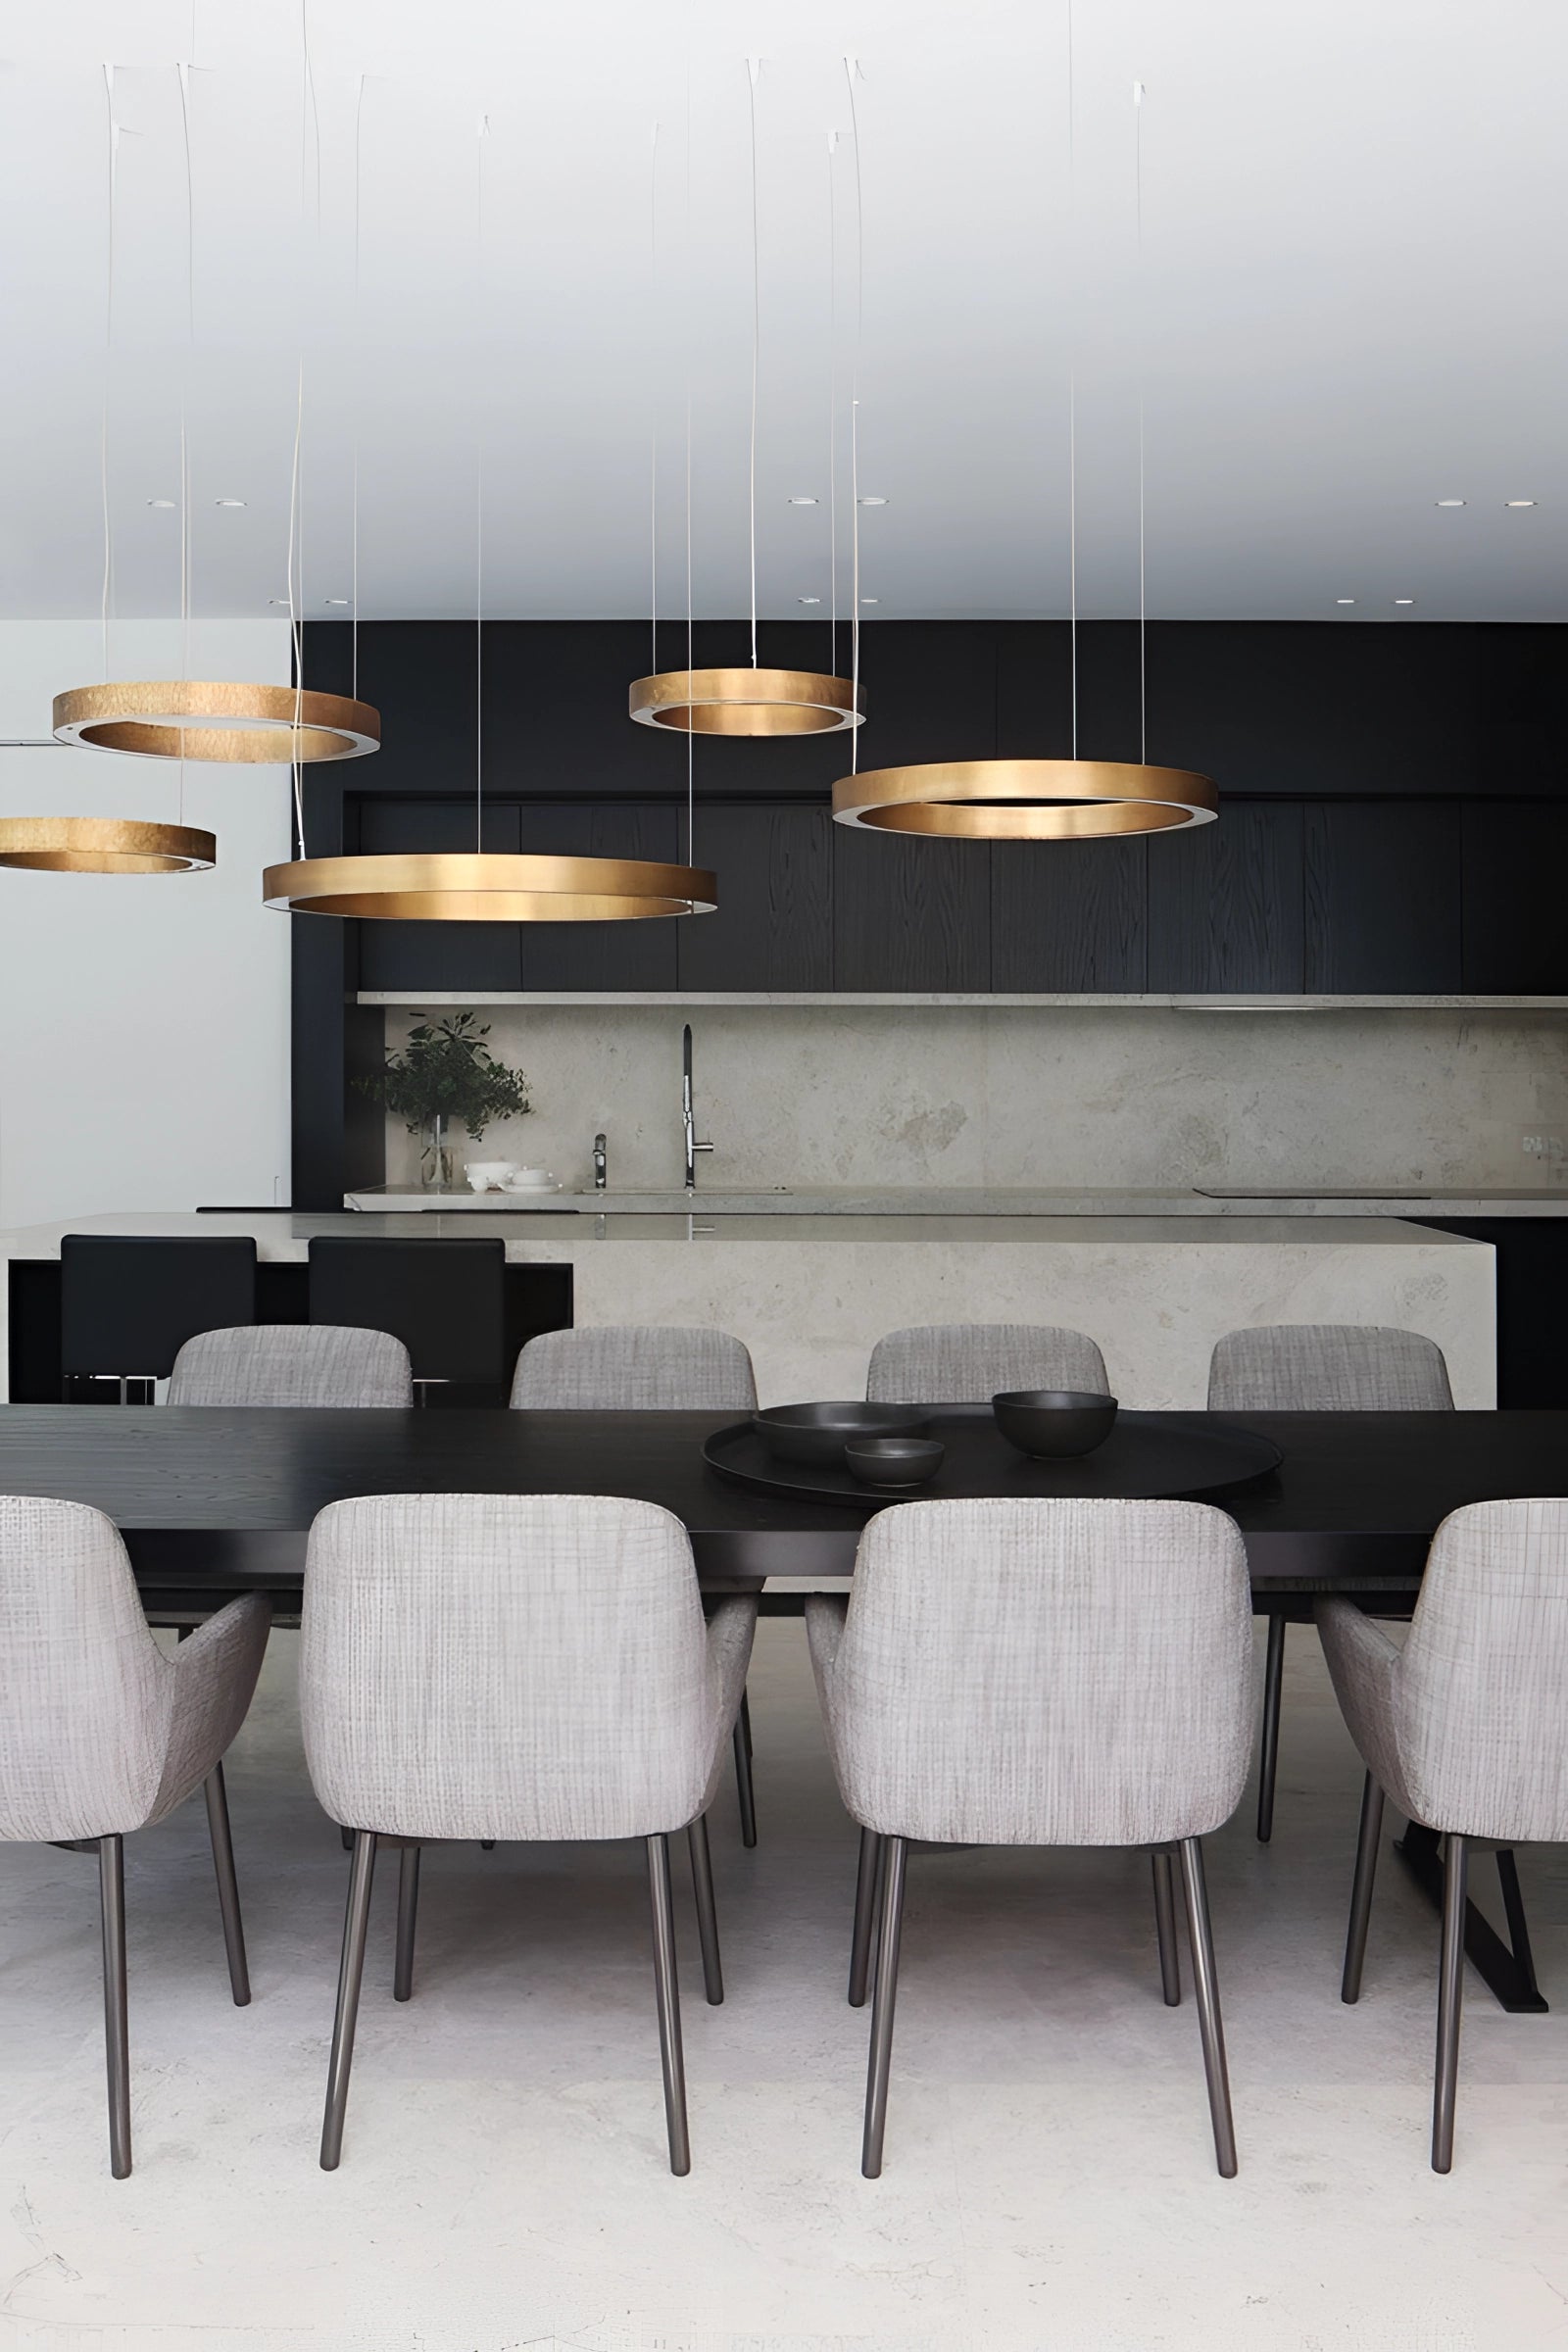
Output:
0,1403,1565,1605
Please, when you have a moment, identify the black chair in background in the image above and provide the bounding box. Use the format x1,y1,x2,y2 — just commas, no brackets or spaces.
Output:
307,1237,508,1402
60,1236,259,1403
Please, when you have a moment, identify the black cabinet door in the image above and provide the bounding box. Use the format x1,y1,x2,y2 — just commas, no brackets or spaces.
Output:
1461,802,1568,992
1146,803,1305,992
991,837,1149,991
1304,802,1462,992
852,622,999,769
833,830,991,991
355,799,523,995
518,802,682,990
676,802,834,990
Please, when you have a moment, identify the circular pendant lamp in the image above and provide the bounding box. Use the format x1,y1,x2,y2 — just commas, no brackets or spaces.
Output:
833,759,1216,840
52,680,378,764
0,815,215,873
627,66,858,742
264,851,715,920
629,666,861,736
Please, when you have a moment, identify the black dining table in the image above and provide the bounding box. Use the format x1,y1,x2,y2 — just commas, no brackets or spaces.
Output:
4,1400,1562,2016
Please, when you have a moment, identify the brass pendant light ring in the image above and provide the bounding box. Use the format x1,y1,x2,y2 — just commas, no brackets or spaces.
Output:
53,681,380,764
0,816,216,873
832,758,1217,839
264,850,717,920
629,666,862,736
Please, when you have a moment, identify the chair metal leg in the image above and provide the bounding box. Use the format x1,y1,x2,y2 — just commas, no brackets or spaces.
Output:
646,1834,691,2176
1152,1847,1182,2006
732,1690,758,1849
861,1834,907,2179
1433,1831,1467,2174
849,1827,882,2008
319,1830,377,2171
1341,1772,1385,2005
686,1814,723,2006
98,1835,131,2180
1178,1837,1238,2178
203,1763,251,2007
1494,1848,1541,2002
1256,1613,1286,1842
394,1844,420,2003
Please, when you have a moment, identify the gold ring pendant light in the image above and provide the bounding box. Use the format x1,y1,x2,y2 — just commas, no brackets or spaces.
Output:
834,759,1216,838
13,70,227,879
628,62,860,741
53,680,379,764
832,76,1217,845
267,117,715,926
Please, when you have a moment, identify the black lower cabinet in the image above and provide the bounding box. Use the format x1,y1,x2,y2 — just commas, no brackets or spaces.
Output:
677,802,834,990
1460,804,1568,993
832,827,991,991
1416,1219,1568,1407
991,837,1148,992
1304,802,1462,993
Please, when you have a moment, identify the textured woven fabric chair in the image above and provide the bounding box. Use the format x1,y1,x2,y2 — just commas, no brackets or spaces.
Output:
300,1492,757,2176
511,1324,762,1848
865,1322,1109,1405
511,1325,759,1412
0,1498,270,2177
168,1325,414,1408
1208,1324,1454,1843
807,1496,1254,2179
1316,1500,1568,2173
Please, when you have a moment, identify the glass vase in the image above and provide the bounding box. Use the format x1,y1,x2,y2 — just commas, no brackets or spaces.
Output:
418,1113,455,1191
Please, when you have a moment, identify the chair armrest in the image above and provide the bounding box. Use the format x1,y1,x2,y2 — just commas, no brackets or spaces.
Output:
1313,1596,1416,1820
147,1592,272,1825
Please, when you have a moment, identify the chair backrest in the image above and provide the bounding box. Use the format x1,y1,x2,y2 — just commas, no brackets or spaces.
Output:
866,1323,1109,1405
510,1325,758,1411
821,1497,1253,1845
0,1498,171,1841
300,1493,718,1841
168,1325,414,1408
308,1237,506,1386
60,1235,258,1380
1207,1324,1453,1412
1394,1499,1568,1842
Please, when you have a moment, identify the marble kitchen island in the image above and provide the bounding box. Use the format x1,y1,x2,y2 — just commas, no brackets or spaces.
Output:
0,1209,1495,1408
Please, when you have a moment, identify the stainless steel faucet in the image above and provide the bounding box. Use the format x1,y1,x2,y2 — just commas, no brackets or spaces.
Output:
682,1023,713,1192
593,1132,608,1192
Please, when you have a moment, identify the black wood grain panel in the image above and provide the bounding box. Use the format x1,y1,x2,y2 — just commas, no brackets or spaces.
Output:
1474,628,1568,796
1460,802,1568,992
832,829,991,991
991,837,1149,991
676,802,834,989
1146,803,1304,992
1144,623,1481,796
518,802,682,989
852,622,998,769
355,799,523,995
1304,802,1462,992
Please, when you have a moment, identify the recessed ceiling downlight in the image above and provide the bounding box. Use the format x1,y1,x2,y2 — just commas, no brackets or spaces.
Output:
214,499,247,509
1505,500,1538,509
1435,499,1466,509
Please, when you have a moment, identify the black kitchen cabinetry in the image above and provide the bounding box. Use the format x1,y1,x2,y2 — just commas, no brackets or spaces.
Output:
675,801,834,991
1146,802,1306,993
1303,802,1462,994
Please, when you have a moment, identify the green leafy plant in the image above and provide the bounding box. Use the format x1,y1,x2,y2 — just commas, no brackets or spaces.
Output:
355,1012,530,1141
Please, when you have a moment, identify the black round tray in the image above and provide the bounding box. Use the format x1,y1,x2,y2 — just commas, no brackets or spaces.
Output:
703,1405,1282,1509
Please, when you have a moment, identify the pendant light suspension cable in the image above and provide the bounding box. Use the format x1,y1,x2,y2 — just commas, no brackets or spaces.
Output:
1134,77,1147,764
826,129,838,676
55,11,376,771
626,54,861,738
475,115,487,854
831,21,1215,843
352,74,366,704
12,63,213,875
844,55,864,775
649,121,660,680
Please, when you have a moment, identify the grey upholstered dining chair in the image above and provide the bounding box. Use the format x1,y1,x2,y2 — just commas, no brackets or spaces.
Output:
865,1322,1109,1405
1316,1499,1568,2173
0,1498,270,2177
1207,1324,1454,1843
300,1492,757,2177
511,1323,762,1847
807,1495,1254,2179
168,1324,414,1408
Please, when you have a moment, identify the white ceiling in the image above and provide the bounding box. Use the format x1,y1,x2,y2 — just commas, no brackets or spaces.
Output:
2,0,1564,625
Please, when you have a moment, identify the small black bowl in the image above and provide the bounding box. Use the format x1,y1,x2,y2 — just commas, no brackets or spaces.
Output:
754,1400,928,1466
992,1390,1119,1459
844,1436,946,1491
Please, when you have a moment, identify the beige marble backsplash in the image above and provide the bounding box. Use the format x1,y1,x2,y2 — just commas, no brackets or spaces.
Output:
379,1006,1568,1196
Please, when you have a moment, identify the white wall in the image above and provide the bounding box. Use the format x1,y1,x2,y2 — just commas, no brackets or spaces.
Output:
0,621,293,1229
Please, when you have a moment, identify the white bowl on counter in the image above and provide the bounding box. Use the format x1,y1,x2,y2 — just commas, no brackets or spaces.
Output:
465,1160,517,1192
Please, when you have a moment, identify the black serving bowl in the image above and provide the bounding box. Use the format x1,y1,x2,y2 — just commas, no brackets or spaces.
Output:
843,1436,946,1491
992,1390,1119,1459
754,1400,928,1466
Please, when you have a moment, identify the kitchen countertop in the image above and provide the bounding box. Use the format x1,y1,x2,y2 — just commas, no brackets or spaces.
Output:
343,1183,1568,1218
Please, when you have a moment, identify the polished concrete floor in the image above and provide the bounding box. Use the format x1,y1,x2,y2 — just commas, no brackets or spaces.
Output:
1,1618,1565,2352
